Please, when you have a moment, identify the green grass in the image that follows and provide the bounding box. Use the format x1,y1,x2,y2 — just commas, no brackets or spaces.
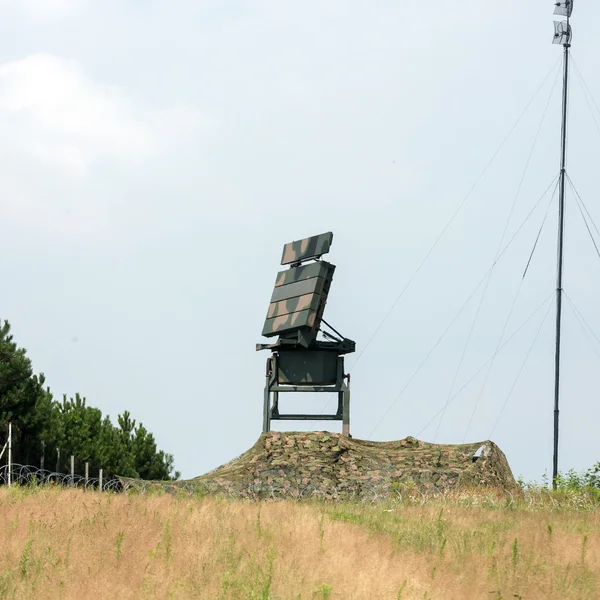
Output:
0,484,597,599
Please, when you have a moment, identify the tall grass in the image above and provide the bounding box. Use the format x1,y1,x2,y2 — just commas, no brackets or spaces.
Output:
0,486,597,599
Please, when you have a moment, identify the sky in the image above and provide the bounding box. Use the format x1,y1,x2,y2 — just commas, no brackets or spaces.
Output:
1,0,600,482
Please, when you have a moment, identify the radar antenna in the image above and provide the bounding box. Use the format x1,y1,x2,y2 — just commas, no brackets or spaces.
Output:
257,232,355,435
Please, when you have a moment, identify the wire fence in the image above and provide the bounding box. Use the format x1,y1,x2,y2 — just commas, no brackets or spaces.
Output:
0,463,200,495
0,463,124,492
0,422,192,494
0,422,110,486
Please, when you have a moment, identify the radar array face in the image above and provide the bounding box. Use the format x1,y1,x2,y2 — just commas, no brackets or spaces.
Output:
280,232,334,265
261,232,337,348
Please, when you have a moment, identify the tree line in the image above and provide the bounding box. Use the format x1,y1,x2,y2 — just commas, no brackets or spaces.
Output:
0,320,178,480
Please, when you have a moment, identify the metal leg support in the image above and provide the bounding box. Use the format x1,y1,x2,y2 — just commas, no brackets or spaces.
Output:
263,353,352,436
263,378,271,433
342,381,350,437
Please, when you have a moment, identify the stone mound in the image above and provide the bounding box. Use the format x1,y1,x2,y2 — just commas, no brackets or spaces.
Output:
192,431,518,500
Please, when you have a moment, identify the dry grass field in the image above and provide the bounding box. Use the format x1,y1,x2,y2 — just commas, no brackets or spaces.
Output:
0,486,597,599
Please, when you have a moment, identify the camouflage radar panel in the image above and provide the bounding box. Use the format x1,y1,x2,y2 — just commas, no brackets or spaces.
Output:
262,261,335,342
281,232,333,266
262,232,335,347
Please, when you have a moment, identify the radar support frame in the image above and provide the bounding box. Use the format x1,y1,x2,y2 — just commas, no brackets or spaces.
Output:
262,351,351,435
257,232,355,436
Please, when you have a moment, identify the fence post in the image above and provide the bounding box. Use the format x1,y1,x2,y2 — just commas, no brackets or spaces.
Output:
41,440,45,471
85,462,89,487
7,422,11,488
70,455,74,482
99,468,103,492
56,448,60,473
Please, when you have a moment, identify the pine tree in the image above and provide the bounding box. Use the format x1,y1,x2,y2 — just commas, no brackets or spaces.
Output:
132,423,179,480
0,320,52,464
0,321,178,479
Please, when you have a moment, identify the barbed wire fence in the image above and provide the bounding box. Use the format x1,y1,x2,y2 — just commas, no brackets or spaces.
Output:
0,420,119,491
0,422,194,495
0,463,125,491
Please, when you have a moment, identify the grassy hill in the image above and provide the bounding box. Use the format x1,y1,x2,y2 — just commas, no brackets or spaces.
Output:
0,486,597,599
186,432,519,500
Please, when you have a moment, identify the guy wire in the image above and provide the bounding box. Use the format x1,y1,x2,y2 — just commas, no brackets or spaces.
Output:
416,291,555,438
489,297,554,438
435,65,561,442
369,174,559,436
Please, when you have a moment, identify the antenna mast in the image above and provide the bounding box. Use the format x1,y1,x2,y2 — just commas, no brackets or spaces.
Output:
551,0,573,489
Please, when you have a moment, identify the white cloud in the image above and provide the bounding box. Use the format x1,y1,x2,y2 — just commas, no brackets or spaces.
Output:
0,54,205,235
4,0,86,19
0,54,202,176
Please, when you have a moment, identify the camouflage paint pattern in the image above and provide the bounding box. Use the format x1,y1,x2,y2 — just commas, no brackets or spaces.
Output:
280,232,333,265
262,309,317,337
267,293,322,319
262,259,335,339
274,261,334,287
177,432,519,500
270,277,326,303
